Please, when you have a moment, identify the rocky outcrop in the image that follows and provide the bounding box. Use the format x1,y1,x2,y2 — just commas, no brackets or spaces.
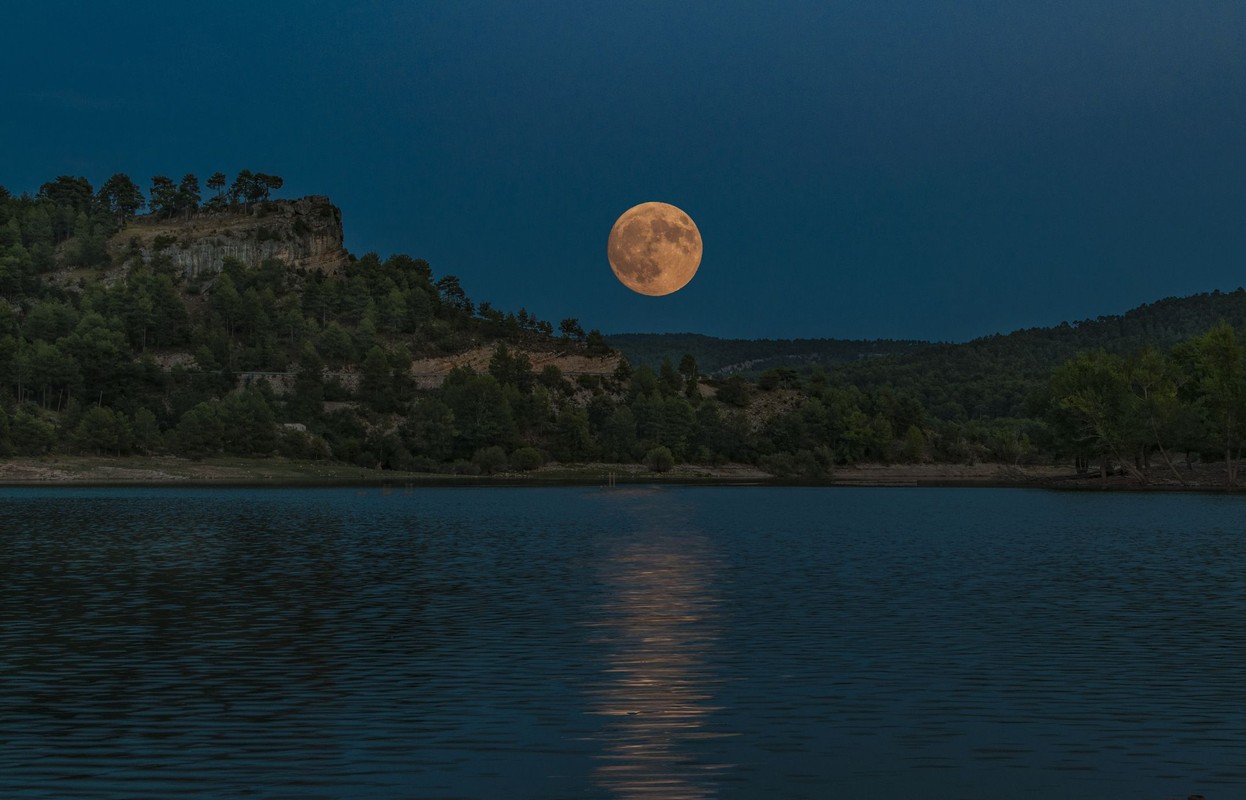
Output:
407,345,622,389
223,345,622,393
117,196,348,277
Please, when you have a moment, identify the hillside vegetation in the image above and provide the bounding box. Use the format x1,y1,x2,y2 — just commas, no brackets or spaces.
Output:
606,332,930,376
3,171,1246,485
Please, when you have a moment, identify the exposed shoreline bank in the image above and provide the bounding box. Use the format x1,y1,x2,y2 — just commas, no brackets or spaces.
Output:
1,456,1242,492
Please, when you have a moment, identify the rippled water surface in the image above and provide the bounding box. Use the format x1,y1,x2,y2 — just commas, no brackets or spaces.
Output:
3,486,1246,799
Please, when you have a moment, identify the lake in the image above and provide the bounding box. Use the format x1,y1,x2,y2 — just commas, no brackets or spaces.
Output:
2,485,1244,799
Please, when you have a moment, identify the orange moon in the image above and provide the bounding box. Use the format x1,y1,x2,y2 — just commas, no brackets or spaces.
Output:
606,202,702,296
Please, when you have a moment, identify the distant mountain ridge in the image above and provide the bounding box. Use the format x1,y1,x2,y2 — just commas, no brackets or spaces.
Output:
605,332,932,376
612,288,1246,421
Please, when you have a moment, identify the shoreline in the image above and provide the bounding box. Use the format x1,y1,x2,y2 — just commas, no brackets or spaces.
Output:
1,456,1242,492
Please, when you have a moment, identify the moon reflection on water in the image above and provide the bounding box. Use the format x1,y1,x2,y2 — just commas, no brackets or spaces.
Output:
585,499,732,799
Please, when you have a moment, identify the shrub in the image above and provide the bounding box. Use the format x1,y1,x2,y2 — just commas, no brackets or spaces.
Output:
715,375,750,407
11,408,55,456
510,446,544,472
757,368,801,391
760,448,833,480
176,401,223,459
901,425,926,463
73,407,132,455
407,456,441,474
451,459,481,476
277,429,332,461
643,445,675,473
131,408,161,454
472,446,508,474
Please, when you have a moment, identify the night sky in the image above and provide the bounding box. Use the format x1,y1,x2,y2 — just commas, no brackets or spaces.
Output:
3,1,1245,342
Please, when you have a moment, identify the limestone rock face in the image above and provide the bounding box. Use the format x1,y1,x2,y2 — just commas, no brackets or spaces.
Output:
119,196,348,277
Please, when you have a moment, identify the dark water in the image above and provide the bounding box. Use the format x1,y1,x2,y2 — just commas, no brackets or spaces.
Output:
2,486,1245,799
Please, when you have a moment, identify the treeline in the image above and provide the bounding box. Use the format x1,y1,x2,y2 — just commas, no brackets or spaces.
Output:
617,291,1246,423
0,170,286,283
1039,322,1246,487
827,288,1246,422
148,170,285,219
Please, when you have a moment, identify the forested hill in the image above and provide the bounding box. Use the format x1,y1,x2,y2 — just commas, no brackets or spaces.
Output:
0,171,623,470
614,289,1246,422
605,333,931,376
835,289,1246,420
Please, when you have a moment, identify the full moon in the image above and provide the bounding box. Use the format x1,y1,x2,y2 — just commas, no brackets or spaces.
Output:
606,202,702,296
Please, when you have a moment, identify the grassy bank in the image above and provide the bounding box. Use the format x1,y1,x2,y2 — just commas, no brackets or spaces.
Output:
0,455,774,487
0,455,1066,488
3,456,1236,491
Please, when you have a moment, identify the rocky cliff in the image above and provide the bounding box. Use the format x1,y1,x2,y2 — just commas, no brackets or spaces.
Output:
116,196,349,277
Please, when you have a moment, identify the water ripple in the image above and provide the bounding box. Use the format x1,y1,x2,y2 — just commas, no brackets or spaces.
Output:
2,487,1245,799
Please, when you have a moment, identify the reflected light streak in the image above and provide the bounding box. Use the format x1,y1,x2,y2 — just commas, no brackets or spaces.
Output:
586,529,731,799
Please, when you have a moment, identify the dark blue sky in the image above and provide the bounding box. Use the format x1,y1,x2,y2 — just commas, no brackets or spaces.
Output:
3,1,1245,341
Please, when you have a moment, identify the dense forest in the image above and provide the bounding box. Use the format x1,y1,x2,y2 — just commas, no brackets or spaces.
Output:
3,171,1246,483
